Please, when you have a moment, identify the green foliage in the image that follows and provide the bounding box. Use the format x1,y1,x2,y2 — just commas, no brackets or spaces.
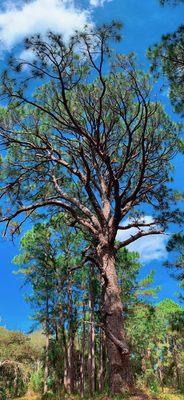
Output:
148,25,184,116
29,368,44,393
165,233,184,300
29,331,46,353
116,247,141,308
0,24,182,242
160,0,184,4
0,326,39,363
116,248,160,312
126,299,184,390
143,366,159,394
0,326,42,397
41,392,56,400
0,387,6,400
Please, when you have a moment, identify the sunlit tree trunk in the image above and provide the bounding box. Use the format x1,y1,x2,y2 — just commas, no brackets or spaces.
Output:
44,276,50,394
172,336,180,388
66,274,75,394
98,329,106,392
97,244,134,394
80,300,86,397
157,359,164,391
89,264,95,395
55,265,67,392
44,334,49,394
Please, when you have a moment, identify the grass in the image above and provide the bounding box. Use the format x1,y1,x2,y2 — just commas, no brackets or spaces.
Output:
159,392,184,400
13,388,184,400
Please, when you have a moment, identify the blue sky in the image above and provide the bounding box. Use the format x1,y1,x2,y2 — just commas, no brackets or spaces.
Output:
0,0,183,331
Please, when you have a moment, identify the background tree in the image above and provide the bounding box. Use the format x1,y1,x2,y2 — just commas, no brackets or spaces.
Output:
13,218,86,395
13,223,58,393
148,0,184,116
0,327,44,397
165,233,184,300
0,22,182,393
159,0,184,5
148,25,184,116
116,248,160,313
126,299,184,393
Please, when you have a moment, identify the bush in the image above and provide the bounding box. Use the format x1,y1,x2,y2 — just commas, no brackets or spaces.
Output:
0,362,27,398
41,391,56,400
29,368,44,393
0,388,6,400
144,368,159,394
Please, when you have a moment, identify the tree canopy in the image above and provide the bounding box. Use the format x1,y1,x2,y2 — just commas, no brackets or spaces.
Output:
148,25,184,116
165,233,184,300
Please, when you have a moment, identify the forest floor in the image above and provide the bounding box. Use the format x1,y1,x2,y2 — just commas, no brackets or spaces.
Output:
130,391,184,400
14,389,184,400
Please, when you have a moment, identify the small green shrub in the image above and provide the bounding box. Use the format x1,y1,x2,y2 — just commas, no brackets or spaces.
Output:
0,387,6,400
149,380,159,395
41,391,56,400
29,369,44,393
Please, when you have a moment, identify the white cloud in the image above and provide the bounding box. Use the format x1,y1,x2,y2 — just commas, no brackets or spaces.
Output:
0,0,90,50
89,0,111,7
116,216,167,263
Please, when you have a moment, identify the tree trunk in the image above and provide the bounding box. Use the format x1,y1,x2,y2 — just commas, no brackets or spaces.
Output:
98,329,106,393
66,274,75,394
55,265,67,392
44,334,49,394
64,352,69,392
98,245,134,394
172,336,180,388
89,264,95,395
67,336,75,393
157,361,164,391
80,301,86,397
44,276,50,395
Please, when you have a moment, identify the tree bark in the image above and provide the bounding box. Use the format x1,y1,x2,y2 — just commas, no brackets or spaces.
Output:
44,334,49,394
89,264,95,395
98,245,134,394
66,274,75,394
172,336,180,388
80,301,86,397
98,329,106,393
44,275,50,395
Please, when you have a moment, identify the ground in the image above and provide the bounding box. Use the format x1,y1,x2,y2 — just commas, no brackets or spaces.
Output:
13,389,184,400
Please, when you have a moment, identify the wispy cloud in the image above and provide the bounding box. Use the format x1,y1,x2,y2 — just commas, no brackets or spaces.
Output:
0,0,91,50
116,216,168,263
89,0,112,7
